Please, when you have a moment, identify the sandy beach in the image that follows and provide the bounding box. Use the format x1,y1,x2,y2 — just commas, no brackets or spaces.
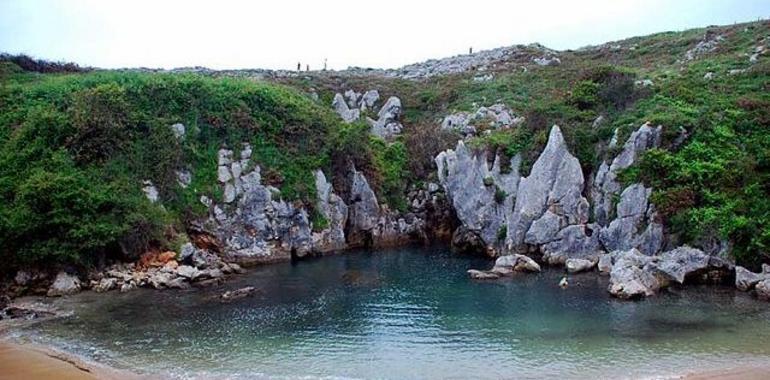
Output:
2,337,770,380
0,341,143,380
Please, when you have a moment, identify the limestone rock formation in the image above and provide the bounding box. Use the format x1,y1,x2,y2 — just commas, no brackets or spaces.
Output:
598,183,664,256
332,93,360,123
592,123,662,226
607,249,662,299
312,170,348,252
441,103,524,138
507,125,590,253
435,140,520,255
367,96,403,139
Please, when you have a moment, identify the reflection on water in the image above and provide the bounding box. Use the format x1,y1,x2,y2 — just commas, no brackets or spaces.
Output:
17,246,770,379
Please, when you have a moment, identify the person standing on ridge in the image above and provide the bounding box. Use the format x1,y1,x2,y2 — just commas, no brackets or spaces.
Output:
323,58,327,71
306,64,310,72
469,47,473,54
297,62,301,71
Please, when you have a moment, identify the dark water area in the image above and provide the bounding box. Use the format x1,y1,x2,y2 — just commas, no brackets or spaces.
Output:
15,245,770,379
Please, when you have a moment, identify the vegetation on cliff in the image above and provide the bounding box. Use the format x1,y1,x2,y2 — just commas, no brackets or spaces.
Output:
0,20,768,270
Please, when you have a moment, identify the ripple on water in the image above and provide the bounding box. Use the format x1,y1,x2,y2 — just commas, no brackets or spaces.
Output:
18,245,770,379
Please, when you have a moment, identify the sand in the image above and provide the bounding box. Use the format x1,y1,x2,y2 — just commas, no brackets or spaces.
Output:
1,338,769,379
0,341,143,380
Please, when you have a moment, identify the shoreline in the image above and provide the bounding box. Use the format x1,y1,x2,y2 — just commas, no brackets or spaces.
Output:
1,337,769,380
0,339,146,380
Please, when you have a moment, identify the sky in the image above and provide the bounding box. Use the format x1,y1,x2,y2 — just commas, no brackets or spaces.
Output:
0,0,768,71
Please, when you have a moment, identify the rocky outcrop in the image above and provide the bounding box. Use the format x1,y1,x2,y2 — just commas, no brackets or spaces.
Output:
312,170,348,252
389,43,558,79
604,246,730,299
598,183,664,256
330,89,403,139
367,96,403,139
203,147,314,264
608,249,663,299
441,103,524,138
332,93,360,123
345,166,426,247
435,140,520,255
592,122,662,226
507,126,590,255
47,271,81,297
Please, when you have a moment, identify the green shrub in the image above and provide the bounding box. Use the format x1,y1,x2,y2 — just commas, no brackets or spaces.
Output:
494,185,507,204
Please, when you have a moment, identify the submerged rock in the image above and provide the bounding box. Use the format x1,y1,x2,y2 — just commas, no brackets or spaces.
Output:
221,286,259,301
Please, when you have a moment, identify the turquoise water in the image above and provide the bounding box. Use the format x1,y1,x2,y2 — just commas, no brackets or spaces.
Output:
18,246,770,379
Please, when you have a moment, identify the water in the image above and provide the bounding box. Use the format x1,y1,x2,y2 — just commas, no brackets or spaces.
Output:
15,245,770,379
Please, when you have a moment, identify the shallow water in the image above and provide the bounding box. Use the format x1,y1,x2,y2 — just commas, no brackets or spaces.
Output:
16,246,770,379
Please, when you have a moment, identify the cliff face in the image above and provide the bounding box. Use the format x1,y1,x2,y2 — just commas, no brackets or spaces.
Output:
436,123,664,263
195,146,450,265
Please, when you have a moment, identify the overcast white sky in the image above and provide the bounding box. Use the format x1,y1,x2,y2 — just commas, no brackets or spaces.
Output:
1,0,768,70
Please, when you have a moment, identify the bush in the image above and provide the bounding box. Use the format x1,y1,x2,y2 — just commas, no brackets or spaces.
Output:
0,71,348,269
494,185,507,204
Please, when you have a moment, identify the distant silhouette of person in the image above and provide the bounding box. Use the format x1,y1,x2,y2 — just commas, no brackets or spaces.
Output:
297,62,301,71
306,64,310,72
324,58,328,71
469,47,473,54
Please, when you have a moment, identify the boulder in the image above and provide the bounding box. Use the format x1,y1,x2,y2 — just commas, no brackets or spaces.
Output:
142,180,160,203
170,123,185,139
656,246,710,284
360,90,379,110
467,269,500,280
597,254,613,274
47,271,82,297
756,280,770,301
607,249,662,299
175,265,201,280
467,254,540,279
148,271,174,289
735,266,769,291
566,258,596,273
93,277,117,293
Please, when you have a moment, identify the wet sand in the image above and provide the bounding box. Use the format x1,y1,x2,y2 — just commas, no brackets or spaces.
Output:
0,341,142,380
680,365,770,380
